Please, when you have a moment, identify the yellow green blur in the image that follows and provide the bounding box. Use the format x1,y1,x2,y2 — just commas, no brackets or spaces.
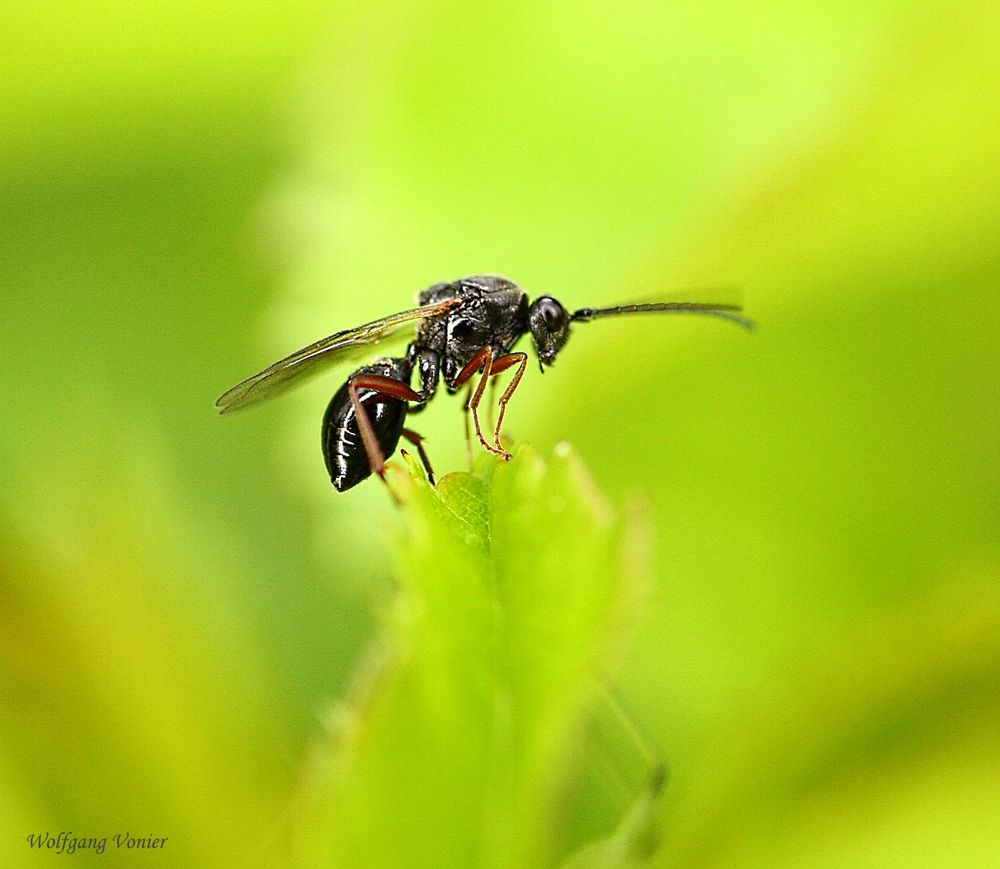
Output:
2,2,998,866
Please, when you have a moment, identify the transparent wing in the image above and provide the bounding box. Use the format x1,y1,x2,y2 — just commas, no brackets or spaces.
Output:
215,297,461,414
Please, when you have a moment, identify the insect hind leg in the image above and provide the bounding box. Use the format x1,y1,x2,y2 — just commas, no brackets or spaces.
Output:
346,373,420,496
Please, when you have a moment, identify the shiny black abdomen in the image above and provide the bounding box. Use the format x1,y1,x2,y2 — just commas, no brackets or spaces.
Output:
322,358,411,492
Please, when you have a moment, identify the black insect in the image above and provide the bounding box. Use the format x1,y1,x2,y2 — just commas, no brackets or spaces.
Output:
216,275,753,492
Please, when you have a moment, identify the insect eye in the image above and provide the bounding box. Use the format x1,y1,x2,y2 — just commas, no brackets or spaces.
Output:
527,296,571,365
538,298,564,328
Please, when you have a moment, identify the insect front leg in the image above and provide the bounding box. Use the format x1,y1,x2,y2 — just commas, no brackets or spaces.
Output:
454,346,511,460
485,351,527,452
486,371,499,433
463,382,474,468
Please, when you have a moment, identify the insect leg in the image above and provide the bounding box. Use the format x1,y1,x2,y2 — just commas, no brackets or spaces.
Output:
485,352,527,451
487,370,499,433
347,374,420,488
406,347,440,411
471,365,509,459
463,383,474,468
454,349,491,468
454,345,494,388
400,427,435,486
454,346,510,460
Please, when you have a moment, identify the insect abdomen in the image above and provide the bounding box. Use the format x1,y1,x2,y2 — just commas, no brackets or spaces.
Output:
322,361,410,492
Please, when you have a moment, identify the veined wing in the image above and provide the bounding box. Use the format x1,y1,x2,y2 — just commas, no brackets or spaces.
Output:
215,297,461,414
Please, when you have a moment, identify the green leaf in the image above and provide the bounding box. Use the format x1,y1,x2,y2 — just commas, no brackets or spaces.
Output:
560,764,665,869
292,444,656,868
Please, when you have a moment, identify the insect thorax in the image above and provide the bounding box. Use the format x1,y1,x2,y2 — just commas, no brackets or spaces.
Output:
415,275,530,387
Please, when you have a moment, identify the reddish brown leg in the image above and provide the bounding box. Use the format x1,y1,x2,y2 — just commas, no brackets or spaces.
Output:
454,345,494,388
471,363,507,459
401,427,435,486
463,383,474,468
486,371,499,433
347,374,420,492
485,351,527,451
454,346,510,460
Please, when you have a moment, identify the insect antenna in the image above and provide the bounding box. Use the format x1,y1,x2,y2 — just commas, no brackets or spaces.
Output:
570,301,755,331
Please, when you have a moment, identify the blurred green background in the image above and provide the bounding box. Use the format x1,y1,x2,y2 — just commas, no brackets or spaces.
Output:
2,1,998,866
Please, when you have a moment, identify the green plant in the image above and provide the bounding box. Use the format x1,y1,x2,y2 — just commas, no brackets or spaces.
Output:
292,445,660,868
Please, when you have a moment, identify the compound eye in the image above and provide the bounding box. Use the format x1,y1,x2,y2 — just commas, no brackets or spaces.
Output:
538,297,564,328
